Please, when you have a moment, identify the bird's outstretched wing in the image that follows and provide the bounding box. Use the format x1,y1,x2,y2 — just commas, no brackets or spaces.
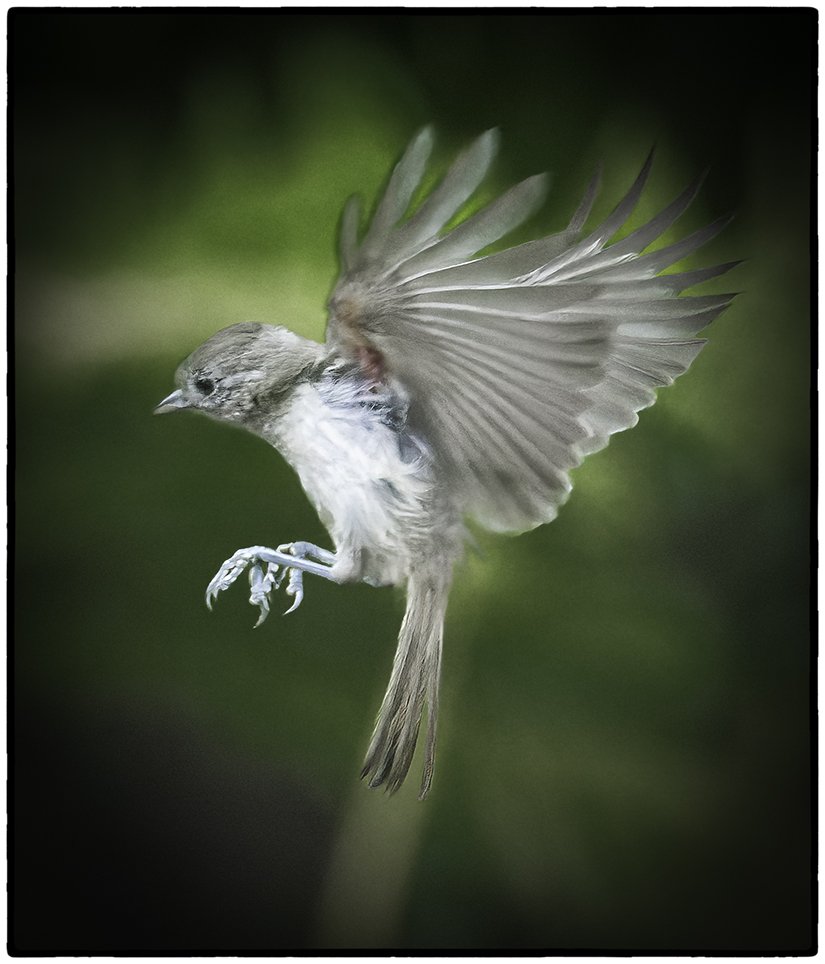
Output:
325,128,736,533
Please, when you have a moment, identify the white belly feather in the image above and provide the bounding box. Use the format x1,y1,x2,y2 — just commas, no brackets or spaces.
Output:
269,379,434,585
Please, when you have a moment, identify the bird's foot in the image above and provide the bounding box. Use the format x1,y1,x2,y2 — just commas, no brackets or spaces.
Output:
205,543,337,626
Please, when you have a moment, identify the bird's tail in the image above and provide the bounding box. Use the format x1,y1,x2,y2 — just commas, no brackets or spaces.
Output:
361,571,451,799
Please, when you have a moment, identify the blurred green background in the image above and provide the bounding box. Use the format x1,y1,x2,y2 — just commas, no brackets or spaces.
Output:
12,9,812,953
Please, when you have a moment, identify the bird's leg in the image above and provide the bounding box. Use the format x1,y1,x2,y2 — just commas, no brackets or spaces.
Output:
205,543,338,626
276,541,337,566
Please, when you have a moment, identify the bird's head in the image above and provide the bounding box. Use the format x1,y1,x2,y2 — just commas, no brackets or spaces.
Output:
155,322,323,425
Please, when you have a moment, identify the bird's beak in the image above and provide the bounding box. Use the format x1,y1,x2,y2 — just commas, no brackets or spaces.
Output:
154,389,189,414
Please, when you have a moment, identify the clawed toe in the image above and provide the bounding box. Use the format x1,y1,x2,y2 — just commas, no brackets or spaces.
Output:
205,550,251,610
283,568,304,615
249,562,279,626
204,542,337,625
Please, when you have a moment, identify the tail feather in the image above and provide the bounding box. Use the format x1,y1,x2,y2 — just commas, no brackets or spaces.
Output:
361,573,449,799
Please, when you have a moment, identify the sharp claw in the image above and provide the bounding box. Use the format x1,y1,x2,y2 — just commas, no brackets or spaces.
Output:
254,602,270,628
205,581,221,610
283,588,303,615
283,567,304,614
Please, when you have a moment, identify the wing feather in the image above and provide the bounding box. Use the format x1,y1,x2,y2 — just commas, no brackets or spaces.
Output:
326,131,736,533
358,127,434,263
389,129,500,263
395,173,549,284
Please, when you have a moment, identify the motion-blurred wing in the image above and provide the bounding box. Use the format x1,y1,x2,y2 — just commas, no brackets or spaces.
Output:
326,128,736,533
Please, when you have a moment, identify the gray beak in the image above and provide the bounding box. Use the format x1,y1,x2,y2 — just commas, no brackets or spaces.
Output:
154,389,189,414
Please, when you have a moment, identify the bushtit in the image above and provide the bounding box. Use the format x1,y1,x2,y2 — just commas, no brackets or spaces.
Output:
156,129,735,799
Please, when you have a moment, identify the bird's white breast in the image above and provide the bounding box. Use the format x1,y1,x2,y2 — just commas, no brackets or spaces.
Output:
269,379,434,585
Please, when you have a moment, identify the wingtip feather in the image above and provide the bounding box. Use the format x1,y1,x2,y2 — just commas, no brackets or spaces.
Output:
567,164,603,233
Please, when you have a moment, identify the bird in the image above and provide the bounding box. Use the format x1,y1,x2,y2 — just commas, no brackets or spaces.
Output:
155,127,736,800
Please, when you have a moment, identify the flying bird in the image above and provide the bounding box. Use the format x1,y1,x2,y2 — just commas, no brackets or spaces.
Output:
156,128,736,799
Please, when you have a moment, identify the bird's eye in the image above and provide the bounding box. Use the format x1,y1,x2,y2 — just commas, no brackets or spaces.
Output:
195,376,215,395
